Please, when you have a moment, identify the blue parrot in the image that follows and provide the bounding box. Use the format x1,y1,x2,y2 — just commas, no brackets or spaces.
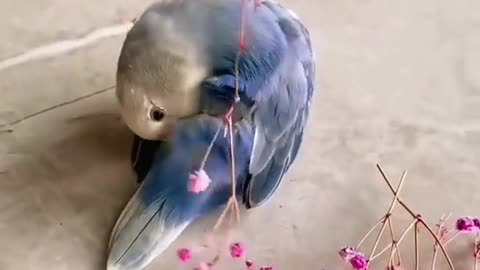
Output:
110,0,316,268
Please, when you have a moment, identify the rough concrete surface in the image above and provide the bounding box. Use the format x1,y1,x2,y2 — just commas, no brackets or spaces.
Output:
0,0,479,270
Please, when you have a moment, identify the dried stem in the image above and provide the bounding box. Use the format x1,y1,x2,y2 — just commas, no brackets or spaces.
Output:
376,164,416,217
443,231,461,246
431,214,452,270
199,125,222,170
368,170,407,259
213,198,235,232
226,112,240,223
387,245,395,269
356,215,387,248
387,216,403,267
371,219,417,261
415,221,419,270
474,233,479,270
210,0,247,234
376,164,456,270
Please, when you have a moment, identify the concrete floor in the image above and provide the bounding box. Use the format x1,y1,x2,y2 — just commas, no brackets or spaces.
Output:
0,0,479,270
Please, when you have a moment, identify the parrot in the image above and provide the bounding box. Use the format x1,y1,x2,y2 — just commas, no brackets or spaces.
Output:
110,0,316,268
116,0,316,209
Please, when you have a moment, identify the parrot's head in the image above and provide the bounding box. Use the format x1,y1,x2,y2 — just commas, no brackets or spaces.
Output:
115,12,210,141
115,0,253,141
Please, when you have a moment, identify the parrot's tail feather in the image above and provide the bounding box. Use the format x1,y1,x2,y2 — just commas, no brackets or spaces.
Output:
107,180,191,270
108,186,143,250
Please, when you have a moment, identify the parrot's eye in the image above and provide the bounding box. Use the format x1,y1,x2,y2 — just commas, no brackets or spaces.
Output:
148,106,166,122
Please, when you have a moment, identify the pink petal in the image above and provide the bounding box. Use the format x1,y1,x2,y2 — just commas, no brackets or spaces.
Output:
177,248,192,262
350,255,369,270
456,217,480,233
339,246,362,262
188,169,211,194
230,242,245,258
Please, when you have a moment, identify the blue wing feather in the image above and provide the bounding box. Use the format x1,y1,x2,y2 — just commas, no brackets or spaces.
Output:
202,0,316,208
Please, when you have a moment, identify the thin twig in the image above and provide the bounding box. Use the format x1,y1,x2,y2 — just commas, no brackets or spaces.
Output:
199,125,222,170
431,214,451,270
213,198,234,232
234,0,247,101
387,216,403,267
226,112,240,223
356,215,387,248
415,221,419,270
474,233,479,270
443,231,461,247
371,219,417,261
368,170,407,259
387,244,395,269
210,0,247,234
418,217,455,270
376,164,416,217
376,164,456,270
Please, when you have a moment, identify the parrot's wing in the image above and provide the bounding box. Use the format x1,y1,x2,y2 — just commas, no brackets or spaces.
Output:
107,170,191,270
242,2,316,208
195,1,315,208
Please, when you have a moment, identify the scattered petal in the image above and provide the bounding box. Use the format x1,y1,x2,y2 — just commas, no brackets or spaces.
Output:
188,170,211,194
177,248,192,262
455,217,480,233
230,242,245,258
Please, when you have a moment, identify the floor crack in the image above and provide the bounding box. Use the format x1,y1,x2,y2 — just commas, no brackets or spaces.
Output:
0,22,133,72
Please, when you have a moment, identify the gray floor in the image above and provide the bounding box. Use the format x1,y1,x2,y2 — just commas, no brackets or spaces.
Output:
0,0,479,270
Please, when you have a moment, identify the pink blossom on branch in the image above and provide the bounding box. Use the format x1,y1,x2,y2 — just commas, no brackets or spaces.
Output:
339,246,369,270
188,169,211,194
455,216,480,233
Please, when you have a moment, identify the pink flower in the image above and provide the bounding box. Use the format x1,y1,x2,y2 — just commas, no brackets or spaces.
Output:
339,246,361,262
350,255,369,270
455,217,480,233
177,248,192,262
188,169,211,194
230,242,245,258
339,246,369,270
